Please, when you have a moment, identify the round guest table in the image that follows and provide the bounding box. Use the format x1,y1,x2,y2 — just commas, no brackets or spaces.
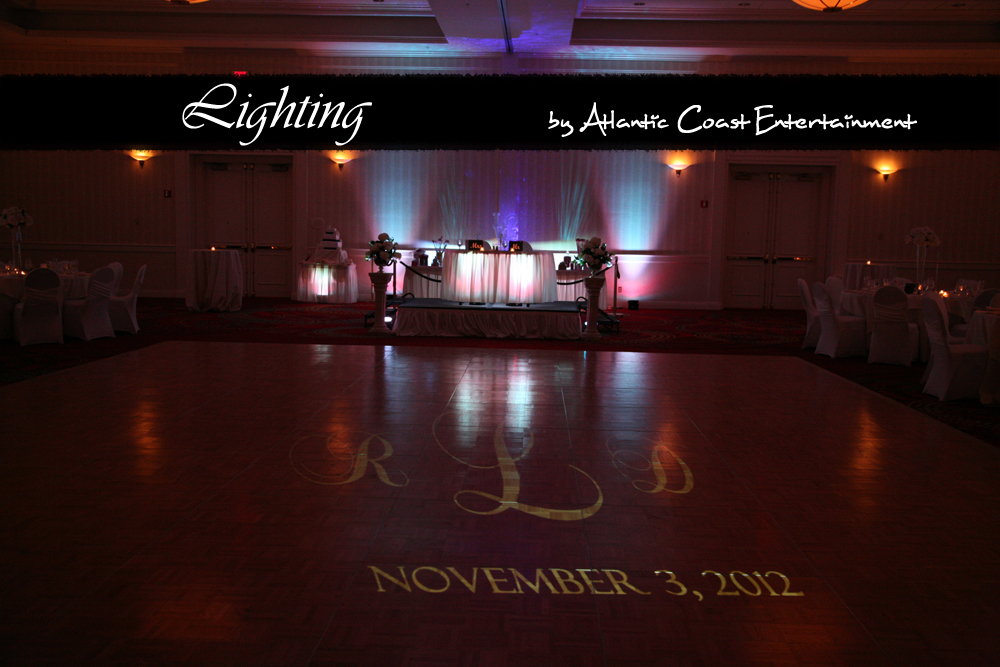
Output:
443,251,557,304
186,249,243,312
0,272,91,340
965,310,999,348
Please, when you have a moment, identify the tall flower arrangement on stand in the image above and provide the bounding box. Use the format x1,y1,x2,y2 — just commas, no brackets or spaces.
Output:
2,206,34,272
574,236,615,276
365,233,401,271
904,226,940,289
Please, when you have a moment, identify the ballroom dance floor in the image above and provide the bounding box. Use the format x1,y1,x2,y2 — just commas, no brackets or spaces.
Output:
2,341,998,666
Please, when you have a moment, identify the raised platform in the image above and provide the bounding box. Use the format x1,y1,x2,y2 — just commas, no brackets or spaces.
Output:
392,298,583,339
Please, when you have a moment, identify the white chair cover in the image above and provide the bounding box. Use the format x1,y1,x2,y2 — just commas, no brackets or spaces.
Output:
109,264,146,333
797,278,821,349
62,266,116,341
814,282,867,358
921,291,969,383
106,262,124,296
0,292,16,340
921,295,987,401
13,268,63,346
979,317,1000,405
868,286,919,366
825,275,846,315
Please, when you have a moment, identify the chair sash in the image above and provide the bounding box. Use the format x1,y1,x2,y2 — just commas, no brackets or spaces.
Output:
88,279,114,299
23,286,59,304
874,301,909,323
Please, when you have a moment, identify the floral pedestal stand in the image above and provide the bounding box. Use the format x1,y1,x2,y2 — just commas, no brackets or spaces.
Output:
581,276,605,341
369,271,394,335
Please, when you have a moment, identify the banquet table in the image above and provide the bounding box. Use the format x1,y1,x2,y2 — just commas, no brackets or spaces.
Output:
443,251,557,304
296,262,358,304
964,310,999,348
402,265,443,299
841,289,976,363
186,249,243,312
0,271,91,340
0,271,90,302
843,262,896,290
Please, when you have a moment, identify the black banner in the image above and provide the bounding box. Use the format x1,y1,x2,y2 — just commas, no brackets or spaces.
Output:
1,74,997,150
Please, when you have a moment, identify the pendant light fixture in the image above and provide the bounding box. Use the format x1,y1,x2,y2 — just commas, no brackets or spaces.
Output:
792,0,869,12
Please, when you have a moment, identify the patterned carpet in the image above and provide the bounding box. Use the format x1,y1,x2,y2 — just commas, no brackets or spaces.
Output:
2,297,997,446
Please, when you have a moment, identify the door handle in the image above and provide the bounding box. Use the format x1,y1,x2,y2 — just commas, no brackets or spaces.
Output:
773,256,815,262
726,255,767,261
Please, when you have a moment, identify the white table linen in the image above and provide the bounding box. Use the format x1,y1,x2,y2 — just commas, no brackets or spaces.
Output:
964,310,999,348
296,262,358,304
186,249,243,312
402,266,443,299
393,305,582,339
0,272,90,301
556,269,607,309
443,252,557,304
0,273,90,340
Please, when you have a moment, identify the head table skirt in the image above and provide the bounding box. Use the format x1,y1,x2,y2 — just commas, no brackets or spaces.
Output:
442,251,557,304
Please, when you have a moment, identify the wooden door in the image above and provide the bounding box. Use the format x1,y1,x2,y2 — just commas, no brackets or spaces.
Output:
201,160,292,297
724,166,827,309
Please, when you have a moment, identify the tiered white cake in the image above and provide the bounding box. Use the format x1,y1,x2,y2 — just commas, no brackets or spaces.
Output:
307,227,351,265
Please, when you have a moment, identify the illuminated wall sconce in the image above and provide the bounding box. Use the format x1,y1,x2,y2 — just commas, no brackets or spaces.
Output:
325,151,355,171
792,0,869,12
127,150,156,169
877,166,897,181
667,163,689,177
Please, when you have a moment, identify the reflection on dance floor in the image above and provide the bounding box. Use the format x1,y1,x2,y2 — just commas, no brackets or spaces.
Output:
3,342,998,666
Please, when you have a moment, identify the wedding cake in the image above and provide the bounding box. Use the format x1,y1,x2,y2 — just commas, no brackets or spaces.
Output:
307,227,351,265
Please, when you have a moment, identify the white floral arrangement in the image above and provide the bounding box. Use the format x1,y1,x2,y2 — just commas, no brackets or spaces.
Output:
365,232,402,267
574,236,615,274
1,206,34,229
904,226,940,247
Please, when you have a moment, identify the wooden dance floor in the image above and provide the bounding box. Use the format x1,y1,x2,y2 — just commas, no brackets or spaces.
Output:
2,342,999,666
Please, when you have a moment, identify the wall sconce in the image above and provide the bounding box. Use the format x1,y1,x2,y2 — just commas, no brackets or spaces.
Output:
667,163,689,177
792,0,869,11
127,150,156,168
326,151,355,171
877,166,897,181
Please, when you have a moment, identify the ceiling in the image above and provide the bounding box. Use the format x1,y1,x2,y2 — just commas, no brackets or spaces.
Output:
0,0,998,61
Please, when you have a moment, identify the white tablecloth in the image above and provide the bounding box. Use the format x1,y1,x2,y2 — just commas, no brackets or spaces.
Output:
402,266,443,299
840,290,921,335
296,262,358,304
843,262,896,290
443,252,557,304
394,305,582,339
557,269,607,309
0,272,91,340
186,249,243,312
965,310,999,348
0,272,90,301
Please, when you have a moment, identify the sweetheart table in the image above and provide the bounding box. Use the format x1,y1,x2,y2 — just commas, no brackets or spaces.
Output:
442,251,557,304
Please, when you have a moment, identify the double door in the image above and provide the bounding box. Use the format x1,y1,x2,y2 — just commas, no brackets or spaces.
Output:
724,166,828,309
201,159,292,298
